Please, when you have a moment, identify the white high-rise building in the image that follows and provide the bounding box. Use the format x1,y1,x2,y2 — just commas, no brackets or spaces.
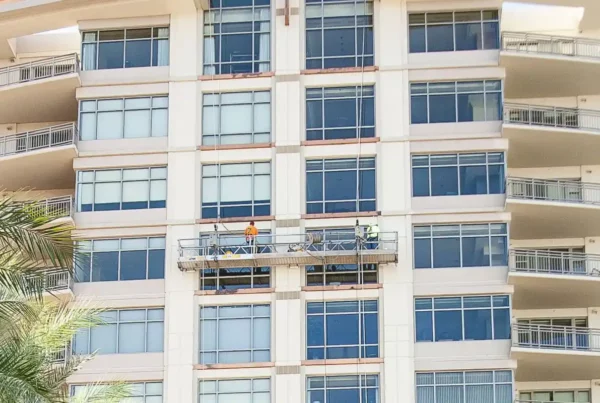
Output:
2,0,600,401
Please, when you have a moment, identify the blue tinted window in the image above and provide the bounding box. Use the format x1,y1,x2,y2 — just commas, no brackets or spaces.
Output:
307,375,379,403
200,266,270,290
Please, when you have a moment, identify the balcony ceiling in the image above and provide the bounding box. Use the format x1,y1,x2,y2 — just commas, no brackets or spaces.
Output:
512,348,600,381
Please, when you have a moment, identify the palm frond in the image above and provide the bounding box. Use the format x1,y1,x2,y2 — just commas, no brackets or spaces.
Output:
69,382,132,403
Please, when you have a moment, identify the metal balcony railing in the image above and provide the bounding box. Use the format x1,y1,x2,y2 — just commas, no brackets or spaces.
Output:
506,177,600,206
0,53,79,88
503,103,600,132
0,123,77,157
502,31,600,59
30,269,73,292
512,323,600,352
16,196,73,219
509,249,600,277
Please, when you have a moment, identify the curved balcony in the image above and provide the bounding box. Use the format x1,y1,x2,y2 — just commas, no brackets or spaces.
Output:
501,32,600,98
178,232,398,270
509,249,600,309
0,123,77,190
0,54,79,123
512,323,600,381
503,103,600,167
506,177,600,239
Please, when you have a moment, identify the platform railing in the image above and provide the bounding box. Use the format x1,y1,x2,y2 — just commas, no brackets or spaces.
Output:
502,31,600,59
16,196,73,219
509,249,600,277
512,323,600,352
506,177,600,205
0,53,79,87
503,103,600,132
0,123,77,157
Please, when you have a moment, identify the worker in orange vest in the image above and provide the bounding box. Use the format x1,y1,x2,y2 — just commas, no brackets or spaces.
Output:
245,221,258,247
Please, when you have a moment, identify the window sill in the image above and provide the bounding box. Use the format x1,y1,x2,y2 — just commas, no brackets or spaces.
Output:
194,362,275,370
301,358,383,366
302,284,381,292
196,215,274,224
198,143,273,151
301,66,378,75
302,138,379,146
302,211,380,219
199,72,274,80
195,287,274,296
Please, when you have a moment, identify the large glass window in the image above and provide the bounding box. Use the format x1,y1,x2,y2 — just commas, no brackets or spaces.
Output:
416,370,512,403
71,382,163,402
305,0,373,69
73,308,164,354
79,96,168,140
306,86,375,141
409,11,499,53
306,158,376,214
411,80,502,124
306,264,377,286
199,304,271,364
77,167,167,212
412,152,505,197
415,295,511,342
81,28,169,71
200,267,271,290
202,162,271,219
307,300,378,360
203,91,270,146
75,237,165,283
413,223,508,269
519,390,590,403
307,375,379,403
199,379,270,403
203,0,270,75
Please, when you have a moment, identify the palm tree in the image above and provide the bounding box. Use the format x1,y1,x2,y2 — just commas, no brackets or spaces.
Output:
0,196,130,402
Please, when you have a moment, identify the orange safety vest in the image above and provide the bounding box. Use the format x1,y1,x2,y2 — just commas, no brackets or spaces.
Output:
245,226,258,236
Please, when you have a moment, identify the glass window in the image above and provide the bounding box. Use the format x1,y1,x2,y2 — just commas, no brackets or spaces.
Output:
203,0,271,75
412,152,505,197
305,0,374,69
307,300,378,360
72,308,164,354
199,304,271,364
307,375,379,403
75,237,166,282
416,370,512,403
71,381,163,402
410,80,502,124
203,91,271,146
519,390,590,403
76,167,167,212
306,86,375,141
409,10,499,53
413,223,508,269
200,267,271,290
306,158,376,214
81,27,169,70
79,96,168,140
202,162,271,219
306,263,377,286
199,378,270,402
415,295,511,342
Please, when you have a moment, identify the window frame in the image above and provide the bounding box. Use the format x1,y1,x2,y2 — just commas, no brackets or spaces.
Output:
81,27,170,70
306,263,378,286
71,381,164,402
416,370,513,403
411,152,506,197
519,389,590,403
200,266,271,290
306,374,380,403
414,295,511,342
199,378,271,402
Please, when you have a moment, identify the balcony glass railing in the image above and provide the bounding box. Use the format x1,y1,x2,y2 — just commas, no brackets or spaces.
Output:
0,53,79,88
502,31,600,59
509,249,600,277
504,103,600,132
506,177,600,205
513,323,599,352
0,123,77,157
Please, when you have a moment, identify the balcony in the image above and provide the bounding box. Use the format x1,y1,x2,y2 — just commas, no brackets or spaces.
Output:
503,103,600,167
509,249,600,309
512,323,600,381
506,177,600,239
501,32,600,98
178,232,398,270
0,123,77,190
17,195,73,219
0,54,79,123
29,269,73,298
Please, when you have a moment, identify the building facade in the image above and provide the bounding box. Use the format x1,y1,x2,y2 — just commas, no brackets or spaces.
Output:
1,0,600,401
